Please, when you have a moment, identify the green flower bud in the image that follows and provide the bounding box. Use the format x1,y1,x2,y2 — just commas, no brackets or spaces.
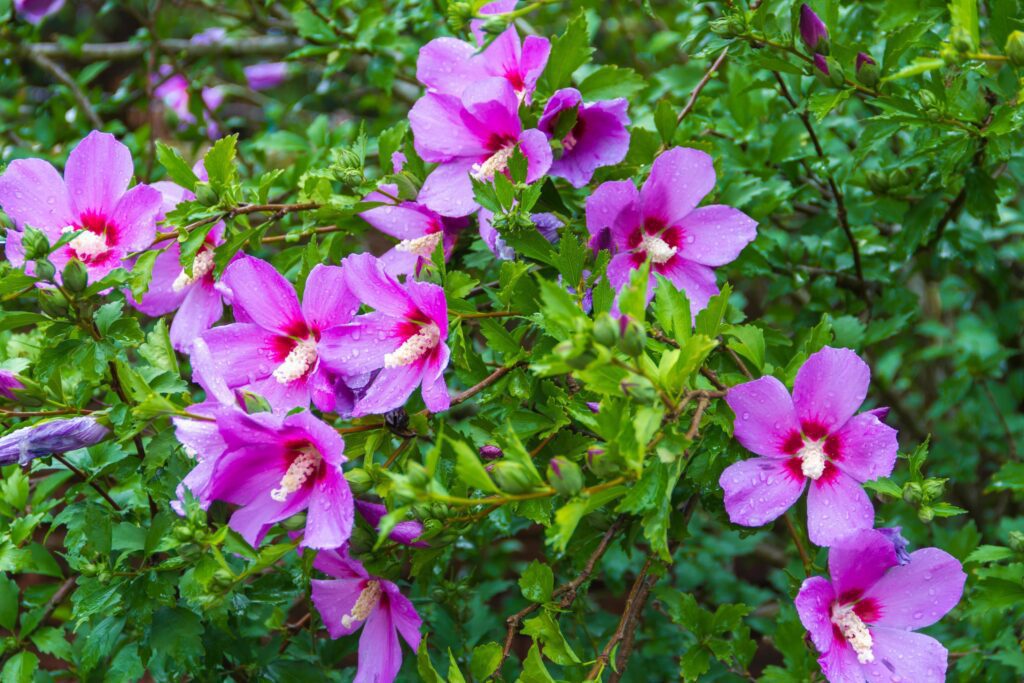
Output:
921,478,945,500
338,168,365,186
446,2,472,32
194,182,219,207
902,482,923,504
480,16,508,36
405,461,432,488
566,350,597,370
22,227,52,261
586,447,622,477
547,457,584,496
212,568,235,588
62,259,89,294
37,289,68,317
709,14,745,38
855,52,880,89
1006,31,1024,67
888,168,909,188
617,319,645,357
334,148,362,169
917,505,935,524
865,170,889,193
33,259,56,282
950,26,973,54
491,461,537,494
1008,530,1024,553
826,57,845,87
345,467,373,495
593,313,619,347
172,525,194,542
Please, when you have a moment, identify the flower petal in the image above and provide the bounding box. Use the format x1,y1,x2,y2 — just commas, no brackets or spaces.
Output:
518,35,551,100
64,131,135,218
639,147,715,226
829,413,898,483
657,256,718,315
550,98,630,188
676,205,757,267
585,180,639,253
200,323,286,388
719,456,805,527
353,363,423,417
220,257,306,336
420,344,451,413
863,548,965,630
302,264,358,333
409,92,487,162
726,376,802,459
826,528,898,601
355,603,403,683
170,280,223,353
311,577,364,638
383,581,422,651
806,469,875,547
109,184,162,252
342,252,416,317
518,128,553,183
360,194,438,241
0,158,74,231
318,314,407,376
860,628,948,683
794,576,838,654
303,465,354,549
416,37,485,96
793,347,870,434
130,244,187,317
418,159,479,217
405,279,448,331
817,646,864,683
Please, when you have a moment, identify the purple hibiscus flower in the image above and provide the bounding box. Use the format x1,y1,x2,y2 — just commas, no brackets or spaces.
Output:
244,62,289,91
538,88,630,188
153,66,226,137
478,208,560,260
311,547,422,683
409,77,553,217
0,370,24,400
196,408,354,549
354,500,427,547
0,416,109,466
131,172,230,352
0,131,162,284
191,27,226,45
417,0,550,104
719,346,898,546
359,184,467,277
585,147,757,314
14,0,64,24
201,256,361,413
795,529,965,682
320,254,451,416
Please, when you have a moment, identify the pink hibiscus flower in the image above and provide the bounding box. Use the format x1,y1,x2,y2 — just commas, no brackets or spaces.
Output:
538,88,630,188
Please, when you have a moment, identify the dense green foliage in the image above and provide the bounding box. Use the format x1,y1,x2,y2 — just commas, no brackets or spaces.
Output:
1,0,1022,681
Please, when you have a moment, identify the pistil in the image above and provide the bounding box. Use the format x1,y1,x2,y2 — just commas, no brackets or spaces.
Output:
639,232,677,264
273,337,318,384
270,447,321,502
384,323,440,368
172,248,215,292
471,146,515,181
395,232,442,258
831,603,874,664
340,580,382,628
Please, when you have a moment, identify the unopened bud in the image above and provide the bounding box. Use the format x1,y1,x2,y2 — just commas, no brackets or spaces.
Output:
865,170,889,193
479,445,503,460
799,4,830,55
37,289,68,317
212,568,235,588
480,16,508,36
1006,31,1024,67
491,461,537,494
1008,530,1024,553
405,462,431,488
547,457,584,496
446,2,472,32
345,468,373,495
902,482,923,504
950,26,973,54
855,52,879,89
587,447,621,477
22,228,52,261
33,259,56,282
334,148,362,169
172,525,194,542
921,478,946,500
917,505,935,523
194,182,218,207
593,313,619,347
618,319,645,357
62,259,89,293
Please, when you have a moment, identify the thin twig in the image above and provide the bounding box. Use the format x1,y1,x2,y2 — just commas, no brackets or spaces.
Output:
51,453,122,511
676,47,729,124
25,52,103,128
783,512,812,576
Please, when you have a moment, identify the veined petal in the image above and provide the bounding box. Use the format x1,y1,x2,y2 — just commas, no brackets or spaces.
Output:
319,315,408,376
302,264,358,333
416,37,486,96
859,628,948,683
827,528,898,601
657,257,718,316
829,412,898,483
794,576,839,654
383,581,422,651
352,363,423,417
518,128,553,183
719,456,805,527
312,577,364,638
220,257,306,336
64,131,135,218
170,282,223,353
676,205,757,267
303,465,354,549
726,376,802,459
355,603,403,683
418,160,479,217
341,253,416,317
420,344,451,413
585,180,640,253
806,469,875,547
863,548,965,630
109,184,162,252
793,347,870,435
200,323,287,388
409,92,488,162
0,158,74,231
639,147,715,227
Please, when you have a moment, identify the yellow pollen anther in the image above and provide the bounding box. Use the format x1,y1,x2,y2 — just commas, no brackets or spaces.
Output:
341,580,382,628
270,447,320,502
272,337,318,384
384,323,440,368
639,232,677,264
470,146,515,181
831,603,874,664
395,232,442,258
172,248,215,292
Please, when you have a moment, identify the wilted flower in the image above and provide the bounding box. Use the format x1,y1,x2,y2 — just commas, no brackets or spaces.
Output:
202,256,362,413
795,529,965,682
877,526,912,565
359,184,467,276
585,147,757,315
311,547,421,683
0,131,162,284
409,78,552,217
14,0,64,24
538,88,630,188
0,370,24,400
0,417,108,466
799,3,829,54
244,62,289,91
320,253,451,416
719,347,898,546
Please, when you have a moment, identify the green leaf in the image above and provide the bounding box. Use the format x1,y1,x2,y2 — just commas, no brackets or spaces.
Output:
517,643,555,683
947,0,979,51
537,12,593,93
417,639,444,683
577,65,646,100
447,649,467,683
521,610,580,665
808,88,854,122
452,438,500,494
965,545,1015,564
679,647,711,681
695,283,731,338
156,142,199,191
654,98,678,144
0,311,48,332
0,576,18,631
556,233,586,295
519,560,554,604
0,651,38,683
204,134,239,191
725,325,765,372
470,642,503,681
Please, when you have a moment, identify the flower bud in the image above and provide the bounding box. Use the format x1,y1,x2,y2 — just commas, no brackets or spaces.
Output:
547,457,584,497
917,505,935,523
1008,530,1024,553
617,319,646,357
593,313,619,347
446,2,472,32
887,168,909,188
479,445,503,460
902,482,923,504
587,447,621,477
708,14,746,38
334,148,362,170
212,568,235,588
825,57,845,87
1006,31,1024,67
33,259,56,282
0,416,109,466
21,227,52,261
37,289,68,317
491,461,537,494
950,26,973,54
921,478,945,500
345,468,373,495
855,52,879,89
62,259,89,293
194,182,219,207
799,4,829,55
865,170,889,193
172,525,194,542
0,371,24,401
480,16,508,36
566,350,596,370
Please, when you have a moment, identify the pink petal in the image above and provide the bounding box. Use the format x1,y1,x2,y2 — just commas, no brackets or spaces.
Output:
0,158,74,231
606,252,637,291
794,576,838,654
303,466,354,549
461,78,521,140
314,547,369,581
418,159,479,217
863,548,965,630
130,244,187,316
360,196,437,241
719,456,805,527
826,528,898,601
64,131,135,218
518,128,553,183
383,581,422,651
189,337,235,406
341,253,416,318
355,604,403,683
585,180,640,252
726,376,802,459
416,37,486,96
817,646,863,683
245,374,311,413
201,323,285,388
518,35,551,100
549,98,630,188
302,264,358,333
657,256,718,315
170,281,223,353
793,347,870,435
283,410,346,467
318,314,407,376
409,92,488,163
639,147,715,226
220,257,306,336
353,363,424,417
806,469,875,547
420,344,451,413
676,205,757,267
109,184,162,252
311,577,364,638
829,413,898,483
860,628,948,683
405,279,448,331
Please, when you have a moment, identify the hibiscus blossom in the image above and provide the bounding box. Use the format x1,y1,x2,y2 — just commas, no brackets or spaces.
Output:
198,409,353,549
409,77,552,217
359,184,467,277
14,0,64,24
585,146,756,314
417,0,550,104
719,346,898,546
0,131,162,283
795,529,965,682
244,62,289,91
478,208,559,260
0,370,24,400
311,547,422,683
201,256,361,413
538,88,630,188
319,253,450,416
